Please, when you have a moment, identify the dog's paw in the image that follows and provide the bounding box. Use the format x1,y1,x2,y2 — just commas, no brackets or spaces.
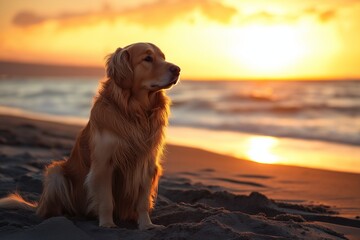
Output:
99,221,117,228
139,223,165,231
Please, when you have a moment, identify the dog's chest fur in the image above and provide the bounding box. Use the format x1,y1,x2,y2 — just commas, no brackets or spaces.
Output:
91,90,169,165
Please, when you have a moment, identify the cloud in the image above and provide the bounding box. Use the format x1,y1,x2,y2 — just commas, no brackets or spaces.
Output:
11,0,346,30
12,0,237,28
12,11,45,27
238,7,339,26
319,10,336,22
304,8,337,23
12,3,114,28
240,11,296,24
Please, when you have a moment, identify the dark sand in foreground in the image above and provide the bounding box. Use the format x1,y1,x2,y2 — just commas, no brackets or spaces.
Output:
0,114,359,239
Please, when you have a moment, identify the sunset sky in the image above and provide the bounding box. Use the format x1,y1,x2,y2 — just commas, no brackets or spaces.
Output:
0,0,359,80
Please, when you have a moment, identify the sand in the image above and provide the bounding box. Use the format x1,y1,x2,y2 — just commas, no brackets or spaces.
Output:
0,114,360,240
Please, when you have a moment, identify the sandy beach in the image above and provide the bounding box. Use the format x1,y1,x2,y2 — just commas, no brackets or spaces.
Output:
1,114,360,240
1,0,360,238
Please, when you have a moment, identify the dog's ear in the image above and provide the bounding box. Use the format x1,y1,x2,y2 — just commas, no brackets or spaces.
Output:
106,47,133,89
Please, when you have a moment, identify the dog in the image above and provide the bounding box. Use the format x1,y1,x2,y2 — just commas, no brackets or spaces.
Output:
0,42,180,230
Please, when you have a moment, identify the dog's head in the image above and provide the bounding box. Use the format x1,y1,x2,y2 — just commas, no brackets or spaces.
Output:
106,43,180,92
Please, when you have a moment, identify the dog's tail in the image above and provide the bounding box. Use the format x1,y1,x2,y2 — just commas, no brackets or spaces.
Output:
0,160,75,217
0,192,37,211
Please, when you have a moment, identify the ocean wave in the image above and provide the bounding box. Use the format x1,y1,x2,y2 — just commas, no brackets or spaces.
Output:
172,99,215,110
23,89,69,98
172,100,360,116
169,120,360,146
214,105,360,115
1,78,359,147
221,93,276,102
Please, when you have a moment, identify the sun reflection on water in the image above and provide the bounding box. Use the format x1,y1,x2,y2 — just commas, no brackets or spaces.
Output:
245,136,279,164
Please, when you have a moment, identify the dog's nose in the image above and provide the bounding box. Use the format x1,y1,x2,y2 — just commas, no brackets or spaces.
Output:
169,65,181,76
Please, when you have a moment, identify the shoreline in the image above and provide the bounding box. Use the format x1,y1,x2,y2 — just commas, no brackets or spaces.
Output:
1,105,359,174
0,113,360,239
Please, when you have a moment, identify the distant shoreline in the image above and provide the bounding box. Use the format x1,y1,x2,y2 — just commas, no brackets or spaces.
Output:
0,60,104,77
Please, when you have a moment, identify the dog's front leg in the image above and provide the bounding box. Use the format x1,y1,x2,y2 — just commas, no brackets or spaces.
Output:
86,130,117,228
137,167,164,230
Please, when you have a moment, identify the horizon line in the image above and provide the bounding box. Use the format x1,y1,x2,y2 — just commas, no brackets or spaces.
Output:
1,59,359,81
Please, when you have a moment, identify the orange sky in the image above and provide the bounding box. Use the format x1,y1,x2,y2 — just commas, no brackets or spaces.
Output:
0,0,359,80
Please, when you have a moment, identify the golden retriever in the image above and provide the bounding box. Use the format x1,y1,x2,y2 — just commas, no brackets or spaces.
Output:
0,42,180,230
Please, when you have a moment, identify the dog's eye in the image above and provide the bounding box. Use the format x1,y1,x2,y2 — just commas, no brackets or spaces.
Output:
143,56,153,62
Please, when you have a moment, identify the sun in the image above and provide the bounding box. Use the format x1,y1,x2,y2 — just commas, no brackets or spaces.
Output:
245,136,280,164
230,24,307,75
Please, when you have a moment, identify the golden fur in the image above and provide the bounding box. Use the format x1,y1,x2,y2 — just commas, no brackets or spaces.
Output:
0,42,180,229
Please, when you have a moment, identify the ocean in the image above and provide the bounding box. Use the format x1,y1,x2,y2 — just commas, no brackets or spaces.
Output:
0,77,359,172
